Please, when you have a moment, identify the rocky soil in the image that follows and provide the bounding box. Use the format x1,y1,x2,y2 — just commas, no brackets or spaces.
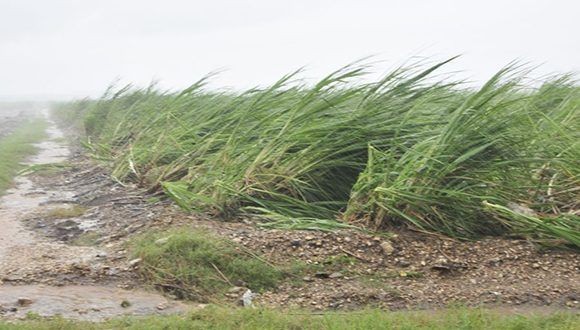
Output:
0,114,188,320
13,151,580,313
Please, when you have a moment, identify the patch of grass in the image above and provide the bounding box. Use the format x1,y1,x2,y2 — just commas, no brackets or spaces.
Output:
130,228,283,301
46,205,87,219
0,118,48,194
24,311,43,321
0,306,578,329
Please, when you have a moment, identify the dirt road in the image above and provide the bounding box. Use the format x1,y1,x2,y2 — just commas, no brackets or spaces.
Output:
0,110,187,320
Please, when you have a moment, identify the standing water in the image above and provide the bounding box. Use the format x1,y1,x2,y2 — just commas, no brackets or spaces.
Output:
0,110,188,320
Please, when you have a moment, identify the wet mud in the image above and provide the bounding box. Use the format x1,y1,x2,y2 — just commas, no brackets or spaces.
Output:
0,111,188,320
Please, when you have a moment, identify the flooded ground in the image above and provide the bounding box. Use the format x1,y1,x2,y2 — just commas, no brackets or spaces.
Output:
0,111,71,260
0,111,188,320
0,285,187,321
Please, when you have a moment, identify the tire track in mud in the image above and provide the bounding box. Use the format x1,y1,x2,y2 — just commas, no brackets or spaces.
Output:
0,110,189,320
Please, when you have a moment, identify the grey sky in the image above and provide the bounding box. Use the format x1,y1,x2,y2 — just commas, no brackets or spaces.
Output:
0,0,578,100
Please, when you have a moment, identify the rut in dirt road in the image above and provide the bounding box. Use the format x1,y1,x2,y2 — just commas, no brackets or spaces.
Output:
0,111,189,321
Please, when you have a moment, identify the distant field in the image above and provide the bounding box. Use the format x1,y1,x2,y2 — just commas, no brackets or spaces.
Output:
0,102,43,138
0,109,19,119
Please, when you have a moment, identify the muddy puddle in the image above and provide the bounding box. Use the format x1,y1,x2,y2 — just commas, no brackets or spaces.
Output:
0,285,187,321
0,111,190,320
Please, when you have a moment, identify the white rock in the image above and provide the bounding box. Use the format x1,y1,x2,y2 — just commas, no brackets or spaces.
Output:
128,258,142,267
240,289,255,307
380,241,395,255
154,237,171,246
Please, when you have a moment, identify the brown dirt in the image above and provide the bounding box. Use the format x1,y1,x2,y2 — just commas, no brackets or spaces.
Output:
19,151,580,313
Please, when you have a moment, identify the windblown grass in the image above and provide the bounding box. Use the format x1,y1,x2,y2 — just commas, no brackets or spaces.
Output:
53,59,579,247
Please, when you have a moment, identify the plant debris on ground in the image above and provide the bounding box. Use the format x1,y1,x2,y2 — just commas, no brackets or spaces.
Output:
12,156,578,311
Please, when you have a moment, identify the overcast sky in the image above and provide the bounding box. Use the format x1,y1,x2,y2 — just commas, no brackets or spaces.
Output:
0,0,578,100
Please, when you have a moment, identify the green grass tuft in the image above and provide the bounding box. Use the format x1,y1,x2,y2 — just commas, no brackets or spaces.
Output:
130,228,283,301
